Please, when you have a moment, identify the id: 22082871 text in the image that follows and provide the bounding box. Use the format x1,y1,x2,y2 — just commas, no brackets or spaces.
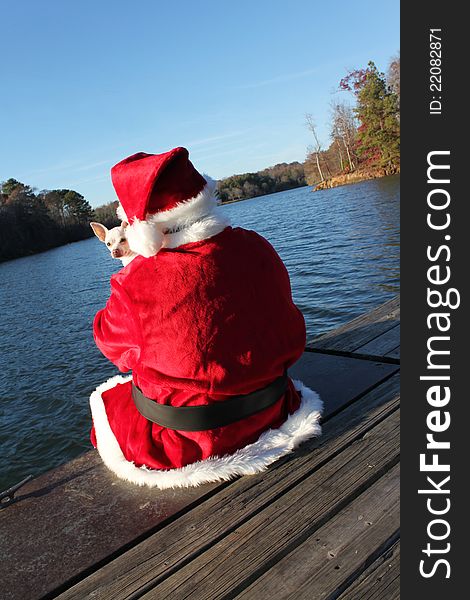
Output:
429,29,443,115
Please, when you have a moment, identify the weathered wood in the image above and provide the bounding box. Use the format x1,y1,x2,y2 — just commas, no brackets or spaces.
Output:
56,375,399,600
337,541,400,600
289,352,397,417
134,410,400,599
385,345,401,360
354,324,400,359
309,296,400,353
0,353,397,600
0,451,223,600
235,465,400,600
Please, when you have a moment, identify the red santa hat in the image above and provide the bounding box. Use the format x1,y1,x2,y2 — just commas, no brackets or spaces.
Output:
112,147,219,257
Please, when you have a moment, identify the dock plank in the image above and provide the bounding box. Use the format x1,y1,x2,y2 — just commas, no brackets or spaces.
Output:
309,296,400,353
0,353,397,600
337,541,400,600
0,452,223,600
56,375,399,600
289,352,397,417
386,345,401,360
134,410,399,599
354,324,400,359
235,465,399,600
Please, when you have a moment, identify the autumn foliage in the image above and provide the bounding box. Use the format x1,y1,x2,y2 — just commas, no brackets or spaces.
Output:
305,56,400,185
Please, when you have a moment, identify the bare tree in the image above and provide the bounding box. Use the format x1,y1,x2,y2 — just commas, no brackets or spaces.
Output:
387,53,400,98
305,114,326,182
330,101,358,172
330,113,345,172
335,138,345,172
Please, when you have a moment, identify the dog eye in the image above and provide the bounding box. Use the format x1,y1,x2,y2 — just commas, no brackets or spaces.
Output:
120,238,126,243
106,242,111,246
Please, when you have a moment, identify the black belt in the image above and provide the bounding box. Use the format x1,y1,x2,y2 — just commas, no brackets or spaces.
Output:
131,372,288,431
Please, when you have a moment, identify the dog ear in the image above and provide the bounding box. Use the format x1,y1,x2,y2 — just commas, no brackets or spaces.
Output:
90,222,108,242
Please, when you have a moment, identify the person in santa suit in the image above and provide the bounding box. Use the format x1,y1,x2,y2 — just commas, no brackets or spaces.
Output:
90,146,322,488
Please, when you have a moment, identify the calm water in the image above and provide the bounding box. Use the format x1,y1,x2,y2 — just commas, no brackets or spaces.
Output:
0,176,399,489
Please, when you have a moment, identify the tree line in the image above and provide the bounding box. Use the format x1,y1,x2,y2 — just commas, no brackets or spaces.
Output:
217,161,306,203
0,179,118,262
304,56,400,185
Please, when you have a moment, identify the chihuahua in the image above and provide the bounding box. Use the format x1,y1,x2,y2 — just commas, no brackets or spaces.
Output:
90,221,136,266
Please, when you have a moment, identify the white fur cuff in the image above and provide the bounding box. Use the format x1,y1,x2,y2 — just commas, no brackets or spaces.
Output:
90,375,323,489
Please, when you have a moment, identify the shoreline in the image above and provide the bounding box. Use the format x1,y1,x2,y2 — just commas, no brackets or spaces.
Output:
313,167,400,191
0,177,398,263
0,232,94,265
220,184,310,206
219,183,312,206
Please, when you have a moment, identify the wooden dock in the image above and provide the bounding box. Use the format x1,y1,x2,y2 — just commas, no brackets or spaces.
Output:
0,296,400,600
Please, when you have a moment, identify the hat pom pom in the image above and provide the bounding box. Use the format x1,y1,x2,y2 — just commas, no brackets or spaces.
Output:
126,219,164,258
116,203,127,222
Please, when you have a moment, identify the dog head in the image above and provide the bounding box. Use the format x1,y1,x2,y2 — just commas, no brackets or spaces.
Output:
90,221,133,261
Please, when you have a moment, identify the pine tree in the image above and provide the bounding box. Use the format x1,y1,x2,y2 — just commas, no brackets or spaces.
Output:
63,190,94,225
355,62,400,170
340,61,400,172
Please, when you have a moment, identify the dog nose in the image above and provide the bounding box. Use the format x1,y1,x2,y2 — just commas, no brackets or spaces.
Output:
112,249,121,257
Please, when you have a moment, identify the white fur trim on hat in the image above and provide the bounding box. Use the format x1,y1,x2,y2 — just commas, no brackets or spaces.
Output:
116,176,230,256
125,218,164,258
89,375,323,489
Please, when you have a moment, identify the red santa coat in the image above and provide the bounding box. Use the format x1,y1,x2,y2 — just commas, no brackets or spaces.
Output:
90,225,322,488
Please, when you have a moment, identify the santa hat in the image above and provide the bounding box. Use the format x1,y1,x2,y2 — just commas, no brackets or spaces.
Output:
112,147,220,257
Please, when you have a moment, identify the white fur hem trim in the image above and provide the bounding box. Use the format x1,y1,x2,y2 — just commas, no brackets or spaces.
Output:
116,176,230,255
89,374,323,489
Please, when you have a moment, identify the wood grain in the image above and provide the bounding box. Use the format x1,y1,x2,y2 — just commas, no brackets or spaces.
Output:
337,541,400,600
309,296,400,353
235,465,399,600
136,410,399,599
57,376,399,600
355,324,400,359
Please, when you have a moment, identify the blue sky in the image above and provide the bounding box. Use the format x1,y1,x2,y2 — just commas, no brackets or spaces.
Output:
0,0,399,207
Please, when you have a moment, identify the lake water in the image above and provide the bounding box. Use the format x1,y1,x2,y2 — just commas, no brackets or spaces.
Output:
0,176,399,490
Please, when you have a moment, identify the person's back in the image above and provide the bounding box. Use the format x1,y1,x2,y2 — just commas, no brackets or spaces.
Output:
89,147,322,488
113,225,306,403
